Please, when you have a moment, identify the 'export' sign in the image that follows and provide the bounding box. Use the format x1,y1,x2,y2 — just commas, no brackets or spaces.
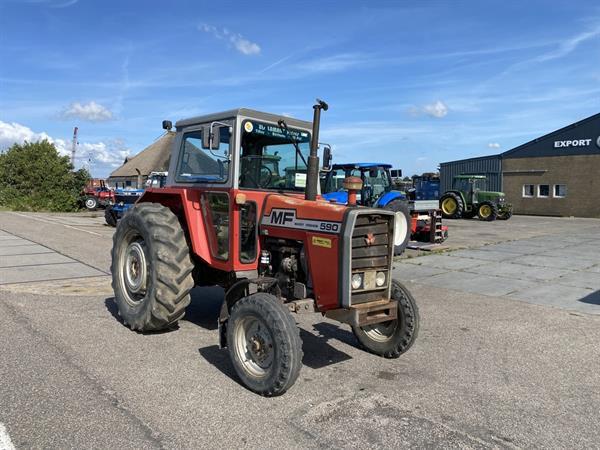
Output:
554,139,592,148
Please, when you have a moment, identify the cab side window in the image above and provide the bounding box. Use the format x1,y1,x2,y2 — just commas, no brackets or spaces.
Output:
176,129,230,183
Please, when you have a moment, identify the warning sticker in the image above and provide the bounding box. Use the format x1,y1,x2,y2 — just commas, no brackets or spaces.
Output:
312,236,332,248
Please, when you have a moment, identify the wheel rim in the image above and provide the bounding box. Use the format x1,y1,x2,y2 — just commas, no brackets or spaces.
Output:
363,319,398,342
441,197,457,215
394,212,408,246
121,240,148,303
480,205,492,218
85,198,96,208
233,315,274,378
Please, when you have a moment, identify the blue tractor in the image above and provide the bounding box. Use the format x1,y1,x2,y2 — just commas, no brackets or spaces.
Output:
105,172,168,227
321,163,411,255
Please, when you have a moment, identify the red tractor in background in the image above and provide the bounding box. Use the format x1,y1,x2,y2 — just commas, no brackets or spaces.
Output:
82,178,114,210
111,101,419,396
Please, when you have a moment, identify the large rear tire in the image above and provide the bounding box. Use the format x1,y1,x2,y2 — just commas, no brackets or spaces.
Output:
227,293,303,396
352,280,419,358
439,193,463,219
384,199,411,256
111,202,194,331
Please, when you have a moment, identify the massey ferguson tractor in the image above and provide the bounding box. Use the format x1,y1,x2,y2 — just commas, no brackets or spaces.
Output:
110,101,419,396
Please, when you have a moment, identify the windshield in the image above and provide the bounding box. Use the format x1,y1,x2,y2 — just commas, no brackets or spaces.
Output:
239,120,311,191
324,166,391,195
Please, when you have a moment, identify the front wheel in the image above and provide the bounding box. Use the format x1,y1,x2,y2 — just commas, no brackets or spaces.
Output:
104,205,118,227
498,209,513,220
227,293,303,396
84,196,98,211
352,280,419,358
478,202,498,221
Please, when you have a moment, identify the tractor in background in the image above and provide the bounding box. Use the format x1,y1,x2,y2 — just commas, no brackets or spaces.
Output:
110,102,419,396
322,163,447,253
440,175,512,221
104,172,167,227
82,178,114,211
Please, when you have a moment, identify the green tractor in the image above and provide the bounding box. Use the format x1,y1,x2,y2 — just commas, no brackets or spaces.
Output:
440,175,512,221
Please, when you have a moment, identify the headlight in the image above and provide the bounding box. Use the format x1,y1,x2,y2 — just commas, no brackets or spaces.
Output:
498,197,505,203
351,273,363,290
375,271,386,287
394,211,408,246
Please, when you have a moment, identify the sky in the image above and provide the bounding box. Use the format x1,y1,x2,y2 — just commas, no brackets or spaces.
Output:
0,0,599,177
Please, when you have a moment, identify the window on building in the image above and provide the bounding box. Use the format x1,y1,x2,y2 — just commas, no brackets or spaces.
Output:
523,184,535,198
538,184,550,198
554,184,567,198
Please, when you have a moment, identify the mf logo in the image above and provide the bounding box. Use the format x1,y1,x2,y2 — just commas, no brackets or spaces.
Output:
270,209,295,225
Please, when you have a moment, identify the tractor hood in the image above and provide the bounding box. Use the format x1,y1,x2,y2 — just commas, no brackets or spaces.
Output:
477,191,507,203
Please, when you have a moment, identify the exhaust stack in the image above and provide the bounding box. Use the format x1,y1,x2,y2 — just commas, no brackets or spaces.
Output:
306,99,328,201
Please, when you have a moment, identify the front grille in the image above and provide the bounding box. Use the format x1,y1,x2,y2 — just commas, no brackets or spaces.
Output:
350,213,393,304
351,215,391,270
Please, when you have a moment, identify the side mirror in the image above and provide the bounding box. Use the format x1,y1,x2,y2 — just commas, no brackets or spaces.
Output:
162,120,172,131
322,144,332,171
202,125,220,150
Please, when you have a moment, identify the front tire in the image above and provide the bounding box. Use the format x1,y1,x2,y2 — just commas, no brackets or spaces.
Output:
498,209,512,220
111,202,194,331
384,199,411,256
478,202,498,221
352,280,419,358
227,293,303,396
104,205,118,227
85,196,98,211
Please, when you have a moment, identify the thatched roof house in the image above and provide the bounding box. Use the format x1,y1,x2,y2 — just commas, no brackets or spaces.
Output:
107,132,174,188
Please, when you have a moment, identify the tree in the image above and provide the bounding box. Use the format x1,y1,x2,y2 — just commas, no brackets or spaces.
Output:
0,140,90,212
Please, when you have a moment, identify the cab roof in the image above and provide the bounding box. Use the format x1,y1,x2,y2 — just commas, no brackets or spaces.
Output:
175,108,312,130
332,162,392,169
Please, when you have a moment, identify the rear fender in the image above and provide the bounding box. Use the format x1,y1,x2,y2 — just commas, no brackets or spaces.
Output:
375,191,406,208
137,189,212,263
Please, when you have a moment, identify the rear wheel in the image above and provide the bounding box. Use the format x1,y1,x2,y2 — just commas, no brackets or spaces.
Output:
352,280,419,358
478,202,498,221
111,202,194,331
384,199,411,256
227,293,303,396
85,196,98,211
439,193,463,219
104,205,117,227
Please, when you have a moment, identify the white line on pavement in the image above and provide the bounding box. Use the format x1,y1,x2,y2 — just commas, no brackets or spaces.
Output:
0,423,16,450
11,212,102,237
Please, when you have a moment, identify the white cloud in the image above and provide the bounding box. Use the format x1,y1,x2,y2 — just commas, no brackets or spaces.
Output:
198,23,261,55
488,142,501,149
423,100,449,118
61,101,114,122
537,25,600,62
0,120,130,172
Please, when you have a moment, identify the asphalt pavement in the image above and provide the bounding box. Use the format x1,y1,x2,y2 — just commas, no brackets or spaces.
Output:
1,211,599,449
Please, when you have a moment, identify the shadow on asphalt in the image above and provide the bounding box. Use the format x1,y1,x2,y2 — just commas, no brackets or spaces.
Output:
300,327,353,369
579,290,600,305
183,286,224,331
197,346,243,387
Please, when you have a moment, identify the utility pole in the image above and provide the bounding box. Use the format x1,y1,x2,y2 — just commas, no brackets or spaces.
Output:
71,126,78,167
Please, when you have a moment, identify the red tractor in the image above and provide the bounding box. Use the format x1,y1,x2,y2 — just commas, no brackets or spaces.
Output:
82,179,114,210
111,101,419,396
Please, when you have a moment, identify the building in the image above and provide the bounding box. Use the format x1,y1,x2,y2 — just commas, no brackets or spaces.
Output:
440,112,600,218
107,132,174,188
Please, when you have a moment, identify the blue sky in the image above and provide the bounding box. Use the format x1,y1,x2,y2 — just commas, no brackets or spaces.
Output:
1,0,599,177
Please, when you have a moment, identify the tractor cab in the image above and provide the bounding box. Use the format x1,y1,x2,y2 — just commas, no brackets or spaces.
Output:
322,163,405,207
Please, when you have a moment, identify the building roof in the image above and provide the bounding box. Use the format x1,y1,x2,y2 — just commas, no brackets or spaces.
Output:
109,132,174,178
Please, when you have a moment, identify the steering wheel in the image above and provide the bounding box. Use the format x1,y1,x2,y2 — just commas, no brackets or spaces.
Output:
242,165,273,188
